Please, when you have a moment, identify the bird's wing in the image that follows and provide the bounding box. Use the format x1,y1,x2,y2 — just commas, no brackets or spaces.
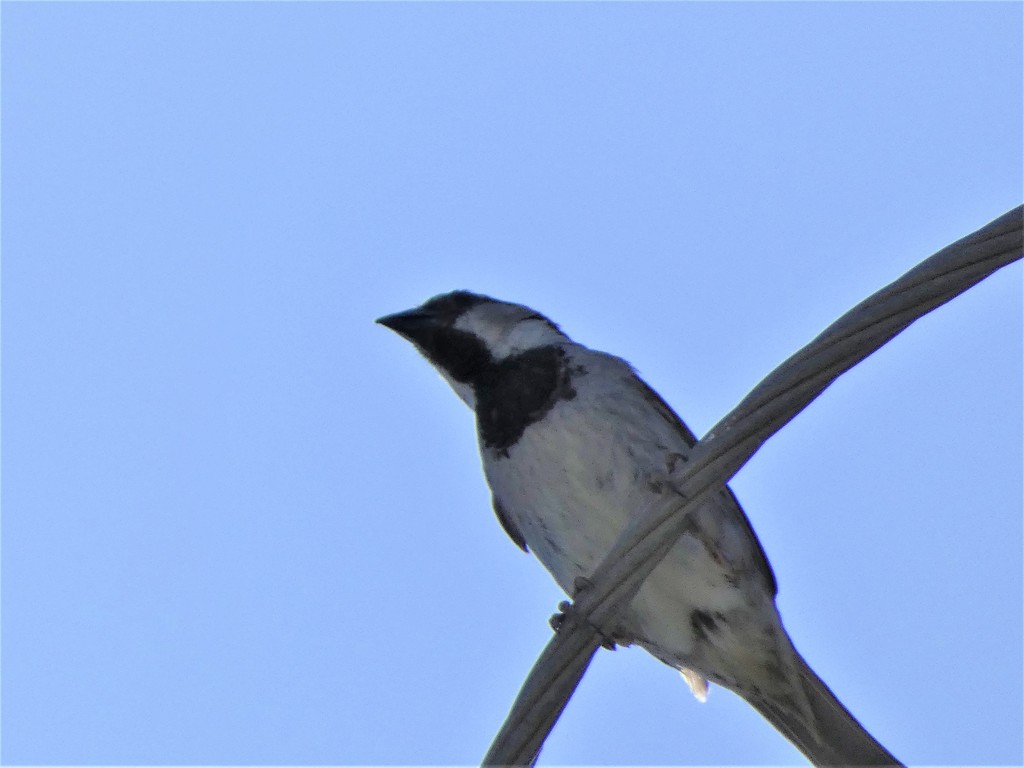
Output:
628,373,777,595
491,494,528,552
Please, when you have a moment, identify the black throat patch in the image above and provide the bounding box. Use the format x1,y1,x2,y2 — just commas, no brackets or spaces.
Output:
475,346,580,456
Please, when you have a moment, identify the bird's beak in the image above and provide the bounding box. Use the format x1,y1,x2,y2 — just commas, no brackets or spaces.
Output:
376,308,436,345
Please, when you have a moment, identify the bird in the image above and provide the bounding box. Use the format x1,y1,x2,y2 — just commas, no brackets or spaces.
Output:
377,290,901,766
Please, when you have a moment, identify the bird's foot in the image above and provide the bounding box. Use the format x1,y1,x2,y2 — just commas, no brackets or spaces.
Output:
548,600,573,632
546,577,622,651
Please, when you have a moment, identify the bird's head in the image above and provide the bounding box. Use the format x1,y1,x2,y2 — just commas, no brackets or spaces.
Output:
376,290,568,408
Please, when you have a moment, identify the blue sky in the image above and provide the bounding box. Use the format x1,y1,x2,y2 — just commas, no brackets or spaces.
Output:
2,3,1021,765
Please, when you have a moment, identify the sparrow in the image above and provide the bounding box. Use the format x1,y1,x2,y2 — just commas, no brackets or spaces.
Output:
377,290,901,767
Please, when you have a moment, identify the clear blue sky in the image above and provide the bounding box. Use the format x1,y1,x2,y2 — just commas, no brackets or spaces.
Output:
3,3,1021,765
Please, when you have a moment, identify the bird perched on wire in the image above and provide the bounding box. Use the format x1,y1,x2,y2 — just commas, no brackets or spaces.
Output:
377,290,901,767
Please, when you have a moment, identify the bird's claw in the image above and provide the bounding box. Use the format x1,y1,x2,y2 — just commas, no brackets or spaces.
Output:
550,585,619,650
549,600,573,632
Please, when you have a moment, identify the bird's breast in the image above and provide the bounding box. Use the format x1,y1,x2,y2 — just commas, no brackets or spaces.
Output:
483,394,668,593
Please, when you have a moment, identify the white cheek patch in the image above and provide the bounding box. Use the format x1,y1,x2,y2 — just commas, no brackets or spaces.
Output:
455,307,566,361
453,304,519,358
502,319,566,357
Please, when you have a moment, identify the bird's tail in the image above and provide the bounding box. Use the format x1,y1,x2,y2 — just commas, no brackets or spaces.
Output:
740,647,902,767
